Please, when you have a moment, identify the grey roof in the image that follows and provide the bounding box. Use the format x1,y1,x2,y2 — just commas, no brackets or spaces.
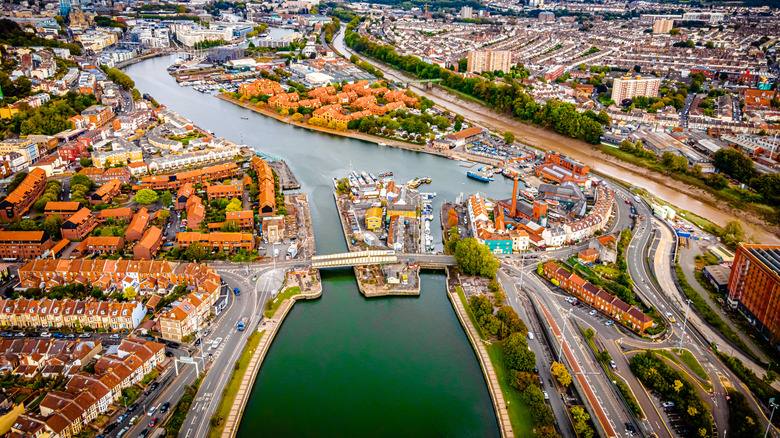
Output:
748,247,780,278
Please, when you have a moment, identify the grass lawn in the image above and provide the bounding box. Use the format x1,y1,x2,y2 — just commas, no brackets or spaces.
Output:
264,286,301,319
456,286,484,340
209,330,265,438
485,342,535,436
675,349,709,381
652,349,679,364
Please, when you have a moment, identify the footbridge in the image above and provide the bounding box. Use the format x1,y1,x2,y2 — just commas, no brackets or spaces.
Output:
311,250,398,268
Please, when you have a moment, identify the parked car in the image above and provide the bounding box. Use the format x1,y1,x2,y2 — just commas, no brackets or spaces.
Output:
543,391,549,400
110,334,120,339
605,320,614,326
79,333,90,338
40,332,52,338
139,429,149,438
65,334,75,338
662,401,675,408
128,403,138,413
53,333,64,338
589,310,597,316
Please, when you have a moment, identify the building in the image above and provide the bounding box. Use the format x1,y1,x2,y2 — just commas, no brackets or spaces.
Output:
158,292,212,342
206,184,243,201
81,105,114,128
611,75,661,102
445,126,484,147
96,207,133,224
365,207,382,231
0,138,39,165
0,168,47,220
90,179,122,206
177,232,255,253
538,11,555,21
60,208,97,241
466,50,512,74
460,6,473,19
653,19,674,34
133,227,162,261
0,231,53,260
44,202,82,221
176,183,194,210
78,167,131,185
137,163,241,191
727,244,780,344
125,208,151,241
225,210,254,231
74,236,125,255
544,65,565,81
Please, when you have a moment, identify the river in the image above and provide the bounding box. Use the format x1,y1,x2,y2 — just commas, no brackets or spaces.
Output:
124,55,504,437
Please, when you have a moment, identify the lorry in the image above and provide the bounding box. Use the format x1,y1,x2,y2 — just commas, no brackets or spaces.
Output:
237,317,247,331
234,287,240,296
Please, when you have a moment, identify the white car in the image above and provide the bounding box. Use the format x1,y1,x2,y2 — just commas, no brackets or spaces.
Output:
40,332,52,338
147,406,156,416
662,402,675,408
211,337,223,349
589,310,597,316
610,360,617,369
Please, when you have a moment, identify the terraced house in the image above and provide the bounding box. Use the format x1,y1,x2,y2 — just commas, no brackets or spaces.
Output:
177,232,255,253
0,299,145,331
90,179,122,205
543,261,653,332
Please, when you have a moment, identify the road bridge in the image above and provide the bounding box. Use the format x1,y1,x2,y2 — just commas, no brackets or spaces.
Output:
311,250,398,268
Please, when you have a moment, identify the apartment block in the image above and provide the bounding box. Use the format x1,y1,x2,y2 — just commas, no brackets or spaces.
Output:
74,236,125,255
61,208,97,241
727,244,780,344
96,207,133,224
81,105,114,129
137,163,241,191
0,168,47,220
466,50,512,73
206,184,243,201
125,208,151,241
158,291,212,342
225,210,254,230
0,231,54,260
89,179,122,205
78,167,132,185
250,157,276,216
611,75,661,102
177,232,255,253
133,226,162,261
44,201,82,221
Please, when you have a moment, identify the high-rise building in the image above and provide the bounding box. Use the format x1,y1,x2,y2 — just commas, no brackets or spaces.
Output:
460,6,473,19
611,75,661,102
652,19,674,34
466,50,513,74
59,0,71,17
727,244,780,344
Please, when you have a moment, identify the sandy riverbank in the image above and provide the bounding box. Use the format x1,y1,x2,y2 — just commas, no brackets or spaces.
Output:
215,93,503,166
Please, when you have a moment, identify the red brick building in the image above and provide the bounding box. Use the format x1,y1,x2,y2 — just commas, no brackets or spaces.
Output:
0,231,54,260
0,168,47,220
206,184,243,201
44,202,82,221
133,226,162,260
728,244,780,344
60,208,97,240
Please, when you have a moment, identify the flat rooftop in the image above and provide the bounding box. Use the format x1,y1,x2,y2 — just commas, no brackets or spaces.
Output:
748,246,780,277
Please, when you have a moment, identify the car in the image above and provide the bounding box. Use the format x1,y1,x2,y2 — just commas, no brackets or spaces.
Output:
625,200,630,204
117,427,129,438
115,414,126,423
139,429,149,438
625,423,636,435
194,338,201,346
610,360,617,369
149,418,158,427
104,424,116,433
128,403,138,413
589,310,597,316
14,332,24,337
40,332,52,338
662,401,675,408
147,406,156,416
211,337,223,349
605,320,614,326
129,415,138,425
165,351,173,357
0,332,11,337
150,382,159,391
160,402,170,413
543,391,549,400
527,332,534,340
110,334,120,339
79,333,90,338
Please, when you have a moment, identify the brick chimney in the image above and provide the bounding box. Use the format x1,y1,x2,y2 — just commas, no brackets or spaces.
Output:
510,178,518,216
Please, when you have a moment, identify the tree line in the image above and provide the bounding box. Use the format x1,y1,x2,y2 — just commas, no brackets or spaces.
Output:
0,19,81,55
630,352,713,438
2,91,97,136
343,17,607,144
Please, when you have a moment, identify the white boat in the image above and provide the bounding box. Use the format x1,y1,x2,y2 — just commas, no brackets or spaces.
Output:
378,142,387,146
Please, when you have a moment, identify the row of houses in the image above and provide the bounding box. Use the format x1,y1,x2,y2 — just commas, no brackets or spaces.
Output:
10,338,165,438
0,338,101,378
543,261,653,332
0,299,145,332
135,162,242,191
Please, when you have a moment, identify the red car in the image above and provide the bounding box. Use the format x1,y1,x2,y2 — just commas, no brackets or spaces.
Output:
149,418,158,427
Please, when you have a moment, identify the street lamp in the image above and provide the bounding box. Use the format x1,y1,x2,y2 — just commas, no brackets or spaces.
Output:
678,299,692,354
765,398,778,438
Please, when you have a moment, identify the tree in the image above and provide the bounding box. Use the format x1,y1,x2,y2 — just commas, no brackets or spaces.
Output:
454,238,499,278
510,370,539,391
123,286,137,301
670,28,681,35
503,131,515,144
479,314,501,336
225,198,242,212
722,220,745,247
184,242,207,261
43,215,62,239
133,188,159,205
160,190,173,207
502,332,535,372
713,149,756,183
70,173,94,190
469,295,494,320
551,362,572,387
750,173,780,206
571,406,593,438
706,173,728,190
